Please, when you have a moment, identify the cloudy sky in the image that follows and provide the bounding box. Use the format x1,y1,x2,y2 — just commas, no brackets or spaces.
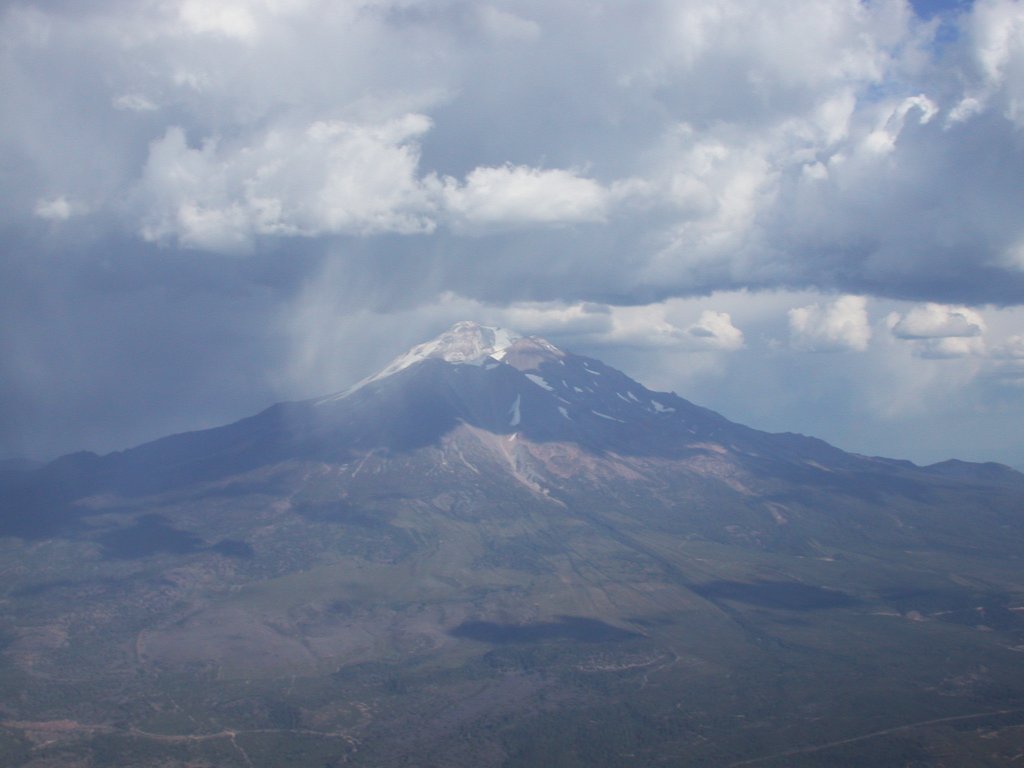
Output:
3,0,1024,469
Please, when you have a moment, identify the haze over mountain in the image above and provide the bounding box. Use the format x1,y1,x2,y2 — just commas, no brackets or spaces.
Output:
2,322,1024,767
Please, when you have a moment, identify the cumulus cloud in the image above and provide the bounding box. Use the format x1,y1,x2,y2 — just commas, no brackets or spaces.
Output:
430,299,744,352
443,165,609,230
135,116,439,249
960,0,1024,126
33,196,74,221
498,302,614,337
919,336,987,359
112,93,159,112
890,303,986,339
133,116,620,249
476,6,541,42
682,310,745,351
888,303,988,358
176,1,260,41
536,302,748,352
649,0,897,93
788,295,871,352
562,304,746,351
646,128,777,271
862,95,939,155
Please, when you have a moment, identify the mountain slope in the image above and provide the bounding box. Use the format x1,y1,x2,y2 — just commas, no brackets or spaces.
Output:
2,321,1024,768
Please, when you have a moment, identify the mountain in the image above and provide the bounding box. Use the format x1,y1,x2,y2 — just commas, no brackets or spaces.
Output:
2,321,1024,767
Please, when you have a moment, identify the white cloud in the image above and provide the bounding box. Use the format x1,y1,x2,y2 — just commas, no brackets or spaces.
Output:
683,310,745,351
135,118,621,249
136,116,439,249
888,303,988,358
497,302,614,338
533,303,747,352
788,295,871,352
918,336,987,359
476,6,541,42
639,131,779,286
947,95,984,125
112,93,159,112
177,1,259,41
814,90,857,145
446,299,744,352
659,0,895,88
889,303,986,339
967,0,1024,125
862,95,939,155
33,196,74,221
442,165,609,231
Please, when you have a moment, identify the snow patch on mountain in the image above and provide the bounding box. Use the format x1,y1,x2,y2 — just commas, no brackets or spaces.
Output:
320,321,523,402
525,373,554,391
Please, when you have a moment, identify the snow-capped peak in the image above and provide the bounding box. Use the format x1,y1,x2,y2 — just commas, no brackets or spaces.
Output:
414,321,521,366
320,321,523,402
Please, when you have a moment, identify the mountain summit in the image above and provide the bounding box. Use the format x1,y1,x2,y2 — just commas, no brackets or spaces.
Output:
311,319,739,456
3,322,1024,766
327,321,525,399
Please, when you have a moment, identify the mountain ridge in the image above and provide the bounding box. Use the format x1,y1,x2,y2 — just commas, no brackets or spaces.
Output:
11,320,1021,487
4,320,1021,555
